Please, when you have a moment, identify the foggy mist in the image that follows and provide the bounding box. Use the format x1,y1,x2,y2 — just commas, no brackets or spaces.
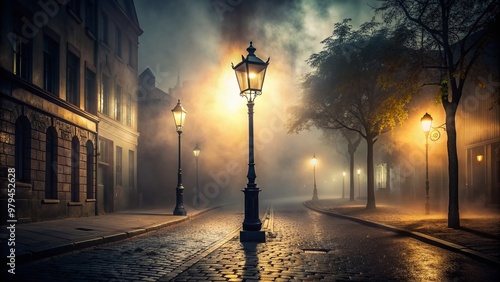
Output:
133,0,452,210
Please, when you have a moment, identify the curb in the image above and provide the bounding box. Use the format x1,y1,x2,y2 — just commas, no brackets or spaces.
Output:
4,206,221,265
303,201,500,267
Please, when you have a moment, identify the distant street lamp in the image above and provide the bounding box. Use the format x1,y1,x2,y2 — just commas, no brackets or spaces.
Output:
357,168,361,199
421,112,433,215
172,99,187,216
311,154,318,200
476,154,483,163
232,42,269,242
342,171,346,199
193,144,201,208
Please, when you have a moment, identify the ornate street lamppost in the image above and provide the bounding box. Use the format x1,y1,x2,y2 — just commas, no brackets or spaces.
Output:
421,113,433,215
172,99,187,216
311,154,318,200
342,171,346,199
420,112,447,214
193,144,201,208
232,42,269,242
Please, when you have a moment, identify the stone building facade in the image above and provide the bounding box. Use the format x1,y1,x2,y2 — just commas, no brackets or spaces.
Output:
0,0,142,222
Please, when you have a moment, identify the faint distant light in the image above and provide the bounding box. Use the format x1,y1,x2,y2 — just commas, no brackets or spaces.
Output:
311,154,317,166
476,154,484,163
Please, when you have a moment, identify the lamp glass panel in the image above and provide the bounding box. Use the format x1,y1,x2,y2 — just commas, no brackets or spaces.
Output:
172,102,187,132
421,119,432,132
234,63,249,93
248,63,267,91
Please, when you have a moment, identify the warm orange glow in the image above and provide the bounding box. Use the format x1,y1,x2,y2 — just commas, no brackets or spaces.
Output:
421,113,433,133
171,99,187,132
357,169,361,175
249,72,256,79
476,154,483,163
193,144,200,157
343,171,346,176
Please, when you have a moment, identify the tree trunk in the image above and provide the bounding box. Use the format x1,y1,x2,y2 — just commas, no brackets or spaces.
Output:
347,138,360,201
444,102,460,228
366,137,376,209
349,150,355,201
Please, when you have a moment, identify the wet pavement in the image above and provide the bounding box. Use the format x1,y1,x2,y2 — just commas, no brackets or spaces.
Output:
305,198,500,265
172,199,499,281
2,198,499,281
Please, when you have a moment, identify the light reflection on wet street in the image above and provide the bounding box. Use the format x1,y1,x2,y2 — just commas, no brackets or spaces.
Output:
175,199,500,281
10,199,500,281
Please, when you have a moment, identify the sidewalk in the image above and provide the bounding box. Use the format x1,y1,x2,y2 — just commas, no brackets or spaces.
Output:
304,199,500,266
1,205,215,265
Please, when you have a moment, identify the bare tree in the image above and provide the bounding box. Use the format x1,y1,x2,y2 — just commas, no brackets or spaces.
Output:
376,0,500,228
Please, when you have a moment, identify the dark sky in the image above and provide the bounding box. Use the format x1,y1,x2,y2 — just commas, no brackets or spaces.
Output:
134,0,378,89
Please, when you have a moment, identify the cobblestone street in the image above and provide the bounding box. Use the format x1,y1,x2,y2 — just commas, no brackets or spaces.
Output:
172,200,500,281
11,206,241,281
8,200,500,281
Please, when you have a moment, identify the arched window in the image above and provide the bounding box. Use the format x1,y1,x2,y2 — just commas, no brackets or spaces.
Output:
71,136,80,202
86,140,94,199
15,116,31,182
45,127,58,199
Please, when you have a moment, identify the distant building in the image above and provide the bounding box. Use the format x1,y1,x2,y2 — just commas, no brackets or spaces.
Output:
96,0,142,213
0,0,142,223
458,34,500,208
137,68,176,206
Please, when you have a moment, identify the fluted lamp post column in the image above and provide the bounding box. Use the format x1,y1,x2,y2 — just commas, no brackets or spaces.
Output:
232,41,269,243
172,99,187,216
311,154,318,200
193,144,200,208
421,112,433,215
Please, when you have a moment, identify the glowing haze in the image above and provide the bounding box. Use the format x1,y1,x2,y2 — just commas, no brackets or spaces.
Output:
135,0,379,206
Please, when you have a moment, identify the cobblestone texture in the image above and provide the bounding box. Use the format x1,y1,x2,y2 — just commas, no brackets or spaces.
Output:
7,200,500,281
10,206,241,281
172,201,500,281
309,199,500,261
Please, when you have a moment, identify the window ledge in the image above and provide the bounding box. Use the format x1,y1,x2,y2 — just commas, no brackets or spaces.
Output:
68,202,83,206
86,199,96,202
42,199,60,204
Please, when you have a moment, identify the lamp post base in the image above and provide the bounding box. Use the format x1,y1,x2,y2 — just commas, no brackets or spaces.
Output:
312,187,318,201
173,208,186,216
240,230,266,242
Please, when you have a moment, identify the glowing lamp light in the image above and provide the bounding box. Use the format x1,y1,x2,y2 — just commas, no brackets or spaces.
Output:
343,171,346,176
421,113,433,134
193,144,200,157
311,154,317,166
477,154,483,163
357,169,361,175
171,99,187,133
231,42,270,102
